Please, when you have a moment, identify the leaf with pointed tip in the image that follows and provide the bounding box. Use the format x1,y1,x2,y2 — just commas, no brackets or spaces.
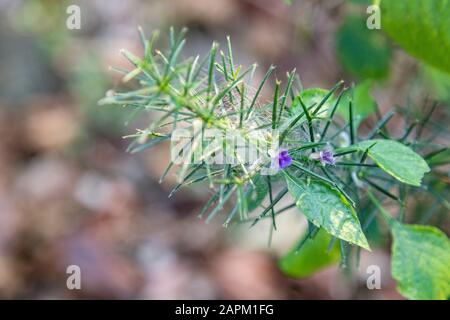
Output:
285,172,370,250
356,140,430,186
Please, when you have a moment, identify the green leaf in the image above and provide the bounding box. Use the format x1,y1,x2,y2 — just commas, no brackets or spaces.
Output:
335,15,391,79
291,88,332,118
427,148,450,167
245,175,269,212
279,228,340,278
285,172,370,250
337,80,377,128
422,65,450,102
356,140,430,186
391,222,450,300
380,0,450,74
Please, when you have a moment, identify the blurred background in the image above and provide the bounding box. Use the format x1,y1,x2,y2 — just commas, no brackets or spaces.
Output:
0,0,448,299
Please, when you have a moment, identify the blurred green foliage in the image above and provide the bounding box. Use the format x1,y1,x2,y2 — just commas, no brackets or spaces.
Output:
335,15,391,80
279,229,340,278
380,0,450,74
336,81,377,129
391,222,450,300
423,66,450,103
291,88,333,118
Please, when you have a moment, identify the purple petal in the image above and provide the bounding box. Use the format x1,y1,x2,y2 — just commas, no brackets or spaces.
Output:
319,150,335,166
278,150,292,169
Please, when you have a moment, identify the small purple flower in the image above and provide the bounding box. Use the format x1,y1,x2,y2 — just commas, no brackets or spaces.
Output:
319,149,336,166
310,149,336,166
278,149,292,169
